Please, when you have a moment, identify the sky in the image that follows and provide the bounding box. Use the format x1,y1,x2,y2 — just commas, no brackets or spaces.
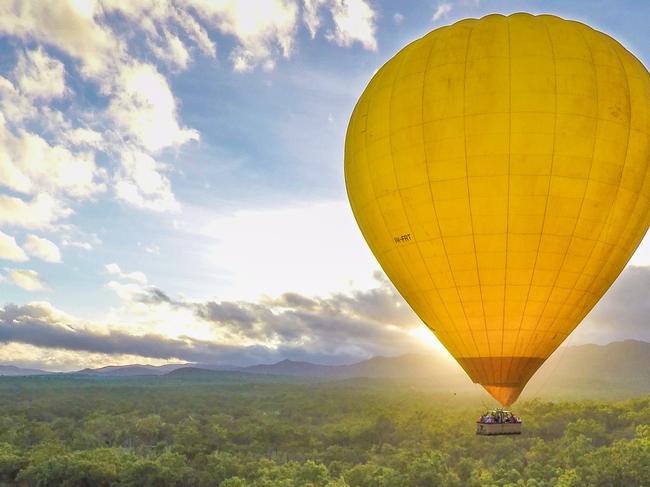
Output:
1,0,650,371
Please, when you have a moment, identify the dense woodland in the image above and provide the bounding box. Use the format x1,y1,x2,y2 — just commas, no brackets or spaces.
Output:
0,375,648,486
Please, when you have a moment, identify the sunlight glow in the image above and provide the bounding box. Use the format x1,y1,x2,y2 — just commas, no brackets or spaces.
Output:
408,326,450,356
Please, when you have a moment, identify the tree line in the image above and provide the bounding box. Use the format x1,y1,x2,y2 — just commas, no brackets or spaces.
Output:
0,376,648,486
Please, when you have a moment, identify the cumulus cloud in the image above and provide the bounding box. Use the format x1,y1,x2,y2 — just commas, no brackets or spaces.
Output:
0,231,28,262
0,0,381,224
14,47,67,100
432,2,452,21
6,269,47,291
2,260,649,369
0,194,72,229
0,272,429,367
0,1,121,78
0,118,104,198
304,0,377,50
119,271,425,361
0,302,219,362
114,150,180,212
62,128,103,149
0,76,36,123
107,63,199,152
190,0,299,72
23,234,62,263
104,263,148,285
0,1,192,216
59,227,101,251
325,0,377,50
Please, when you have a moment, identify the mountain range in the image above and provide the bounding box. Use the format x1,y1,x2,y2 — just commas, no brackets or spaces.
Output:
2,340,649,399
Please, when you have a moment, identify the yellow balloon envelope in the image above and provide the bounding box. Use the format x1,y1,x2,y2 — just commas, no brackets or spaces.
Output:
345,13,650,405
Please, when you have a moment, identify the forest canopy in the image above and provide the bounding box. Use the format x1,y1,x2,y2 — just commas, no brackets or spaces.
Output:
0,376,648,486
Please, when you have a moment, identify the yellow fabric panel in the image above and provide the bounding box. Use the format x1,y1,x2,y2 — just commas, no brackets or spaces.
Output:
344,13,650,406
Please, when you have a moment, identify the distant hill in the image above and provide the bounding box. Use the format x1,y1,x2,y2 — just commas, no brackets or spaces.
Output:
241,354,464,380
243,359,340,377
2,340,649,400
0,365,52,377
163,340,650,400
523,339,650,399
74,363,188,376
164,367,312,384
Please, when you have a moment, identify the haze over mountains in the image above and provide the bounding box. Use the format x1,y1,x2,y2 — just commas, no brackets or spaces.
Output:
2,340,649,399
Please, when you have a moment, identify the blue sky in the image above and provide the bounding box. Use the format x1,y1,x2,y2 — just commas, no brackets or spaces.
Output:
1,0,650,371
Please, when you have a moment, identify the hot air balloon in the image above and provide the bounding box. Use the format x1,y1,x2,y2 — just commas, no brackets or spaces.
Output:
345,13,650,407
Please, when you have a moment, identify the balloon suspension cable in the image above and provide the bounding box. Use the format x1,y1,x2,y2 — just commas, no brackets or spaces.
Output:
473,381,491,411
528,331,576,400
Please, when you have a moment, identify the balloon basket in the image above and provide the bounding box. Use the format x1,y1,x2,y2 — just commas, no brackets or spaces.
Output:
476,408,522,436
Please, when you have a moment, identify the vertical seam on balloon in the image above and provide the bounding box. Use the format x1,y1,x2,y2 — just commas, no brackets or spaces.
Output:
399,32,476,359
416,27,486,365
558,34,642,343
417,23,490,380
383,39,457,357
360,57,435,356
501,16,512,389
461,20,494,385
579,40,639,294
527,23,602,363
505,16,558,381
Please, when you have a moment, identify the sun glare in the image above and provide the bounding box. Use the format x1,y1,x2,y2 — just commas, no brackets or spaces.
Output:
408,326,449,355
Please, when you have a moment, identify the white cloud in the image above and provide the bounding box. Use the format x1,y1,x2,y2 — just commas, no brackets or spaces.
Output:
0,119,105,198
63,127,103,148
0,231,29,262
304,0,377,51
104,263,148,285
173,5,218,58
0,194,71,229
107,63,199,153
303,0,327,38
62,240,93,251
101,0,217,63
23,235,62,263
0,1,196,217
104,263,121,275
0,0,382,225
143,244,160,254
393,12,405,25
149,32,192,71
114,149,180,212
14,47,66,100
432,2,453,21
106,280,147,301
59,227,101,251
0,1,121,79
325,0,377,50
0,76,36,123
6,269,46,291
189,0,299,72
